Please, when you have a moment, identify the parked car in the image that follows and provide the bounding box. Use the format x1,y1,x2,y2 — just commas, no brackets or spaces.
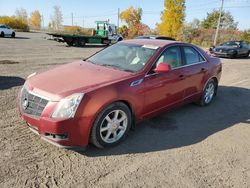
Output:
0,24,15,38
135,35,176,41
18,39,222,149
212,41,250,58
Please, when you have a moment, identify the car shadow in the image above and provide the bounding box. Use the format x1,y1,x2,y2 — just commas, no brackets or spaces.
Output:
0,37,30,39
0,76,25,90
78,85,250,156
14,37,30,39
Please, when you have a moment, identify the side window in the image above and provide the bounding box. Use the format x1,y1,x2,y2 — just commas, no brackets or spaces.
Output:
155,46,182,69
242,42,249,48
183,46,205,65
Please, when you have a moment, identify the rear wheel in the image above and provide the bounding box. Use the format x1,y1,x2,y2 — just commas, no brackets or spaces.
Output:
11,32,15,38
244,51,250,58
0,32,4,37
199,79,217,106
90,102,132,148
77,38,86,47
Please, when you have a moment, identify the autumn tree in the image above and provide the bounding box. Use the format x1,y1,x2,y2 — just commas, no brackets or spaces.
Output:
29,10,41,30
120,6,143,37
50,5,63,30
201,10,238,29
15,8,28,24
240,29,250,44
118,25,129,38
157,0,185,39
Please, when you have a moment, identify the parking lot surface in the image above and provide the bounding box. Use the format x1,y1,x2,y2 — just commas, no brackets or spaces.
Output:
0,32,250,187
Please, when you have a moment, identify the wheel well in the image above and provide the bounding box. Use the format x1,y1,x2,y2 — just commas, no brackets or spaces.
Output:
116,100,136,129
212,77,218,86
211,77,219,95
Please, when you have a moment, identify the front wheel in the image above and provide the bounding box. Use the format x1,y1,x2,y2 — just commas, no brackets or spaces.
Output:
90,102,132,148
199,79,217,106
11,32,15,38
0,32,4,37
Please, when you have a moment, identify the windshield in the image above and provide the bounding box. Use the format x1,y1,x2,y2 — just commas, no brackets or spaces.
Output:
87,43,158,72
221,41,240,48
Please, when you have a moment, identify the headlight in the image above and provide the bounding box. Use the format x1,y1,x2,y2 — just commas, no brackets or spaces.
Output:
52,93,84,118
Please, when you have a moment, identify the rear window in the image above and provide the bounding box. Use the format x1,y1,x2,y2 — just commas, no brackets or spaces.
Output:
183,47,205,65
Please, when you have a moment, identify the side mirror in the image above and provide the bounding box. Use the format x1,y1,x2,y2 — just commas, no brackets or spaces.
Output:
154,62,171,73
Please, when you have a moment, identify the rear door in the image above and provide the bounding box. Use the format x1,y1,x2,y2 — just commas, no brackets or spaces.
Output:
181,45,208,101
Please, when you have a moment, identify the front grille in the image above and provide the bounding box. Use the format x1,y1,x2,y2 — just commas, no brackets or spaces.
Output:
20,88,49,117
215,48,227,53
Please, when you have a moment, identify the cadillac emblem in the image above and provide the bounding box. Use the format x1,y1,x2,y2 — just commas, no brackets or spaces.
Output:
22,98,29,110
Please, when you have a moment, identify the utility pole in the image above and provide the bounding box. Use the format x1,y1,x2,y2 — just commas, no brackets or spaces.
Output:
82,17,84,28
71,12,73,26
213,0,224,46
117,8,120,28
41,15,44,30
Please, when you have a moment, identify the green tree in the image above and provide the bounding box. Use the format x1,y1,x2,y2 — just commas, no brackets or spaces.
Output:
240,29,250,44
182,19,201,42
201,10,238,29
157,0,185,39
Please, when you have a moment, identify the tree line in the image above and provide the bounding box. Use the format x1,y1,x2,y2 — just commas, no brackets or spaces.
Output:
0,6,63,31
0,1,249,45
119,0,250,45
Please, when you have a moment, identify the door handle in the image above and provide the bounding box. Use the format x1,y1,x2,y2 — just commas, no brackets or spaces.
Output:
200,68,207,73
179,75,185,80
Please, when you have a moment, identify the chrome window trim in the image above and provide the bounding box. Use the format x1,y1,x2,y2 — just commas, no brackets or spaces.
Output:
145,44,208,77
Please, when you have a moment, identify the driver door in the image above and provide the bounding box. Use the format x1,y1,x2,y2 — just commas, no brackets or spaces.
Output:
142,46,186,117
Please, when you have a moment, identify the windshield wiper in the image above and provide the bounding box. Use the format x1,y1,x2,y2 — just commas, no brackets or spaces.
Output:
84,59,95,64
101,64,133,72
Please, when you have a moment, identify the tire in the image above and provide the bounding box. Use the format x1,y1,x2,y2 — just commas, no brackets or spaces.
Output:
0,32,4,37
199,79,217,106
229,51,237,59
77,38,86,47
90,102,132,148
118,37,123,42
244,51,250,58
11,32,15,38
66,41,73,46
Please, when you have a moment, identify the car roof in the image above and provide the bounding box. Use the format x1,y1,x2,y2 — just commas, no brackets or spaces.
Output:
120,39,180,48
135,35,176,41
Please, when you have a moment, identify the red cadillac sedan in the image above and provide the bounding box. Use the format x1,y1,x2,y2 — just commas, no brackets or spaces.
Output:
18,39,222,149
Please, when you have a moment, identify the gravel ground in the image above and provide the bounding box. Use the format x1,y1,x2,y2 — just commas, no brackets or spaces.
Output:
0,32,250,188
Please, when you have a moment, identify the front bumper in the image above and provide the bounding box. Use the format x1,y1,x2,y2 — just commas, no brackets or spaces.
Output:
20,111,92,148
213,51,235,58
18,88,92,148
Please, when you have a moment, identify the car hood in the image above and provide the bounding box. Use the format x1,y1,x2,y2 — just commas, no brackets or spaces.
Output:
26,60,133,101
